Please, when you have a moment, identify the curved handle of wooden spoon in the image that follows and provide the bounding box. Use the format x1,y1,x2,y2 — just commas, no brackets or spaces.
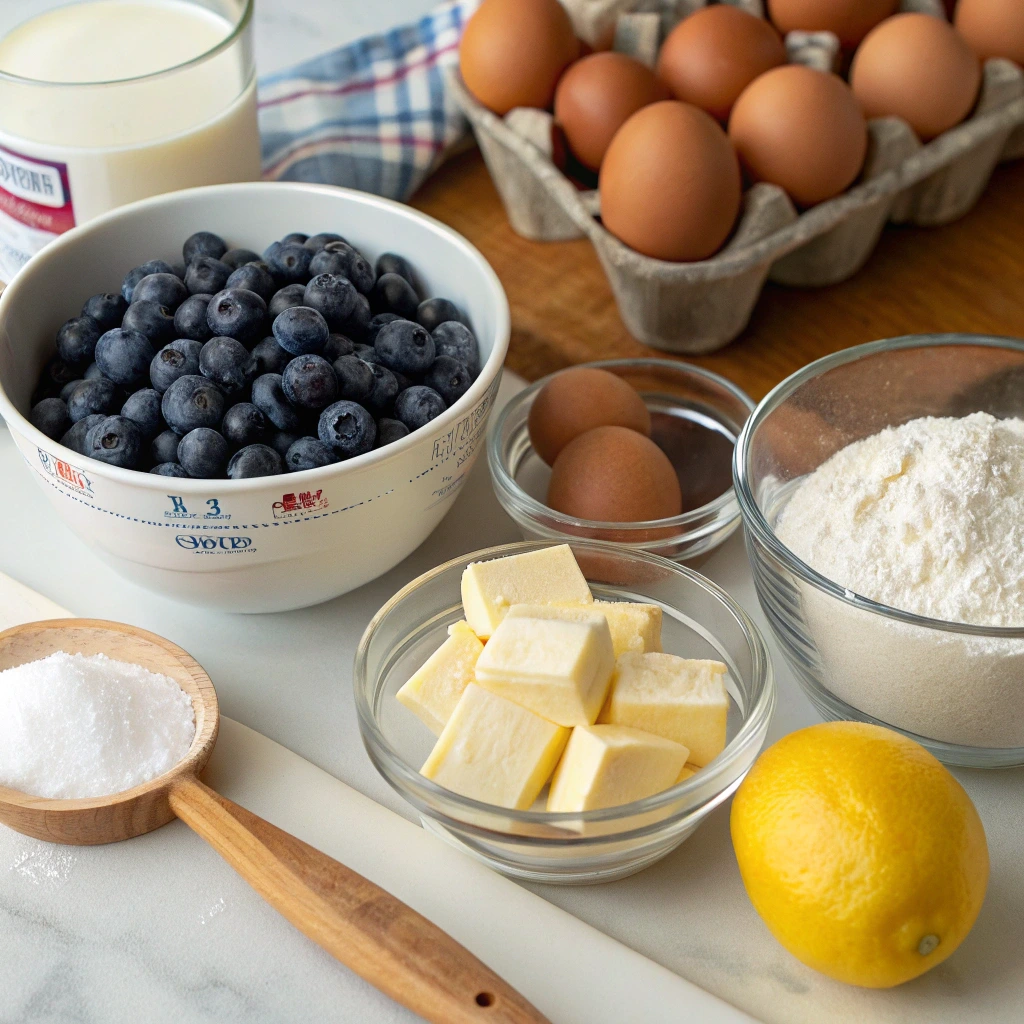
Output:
168,776,550,1024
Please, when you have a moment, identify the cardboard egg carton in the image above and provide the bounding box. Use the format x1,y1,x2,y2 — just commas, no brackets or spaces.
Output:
451,0,1024,353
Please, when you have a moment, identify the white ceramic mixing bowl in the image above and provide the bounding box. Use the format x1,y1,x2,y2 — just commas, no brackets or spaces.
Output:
0,182,510,612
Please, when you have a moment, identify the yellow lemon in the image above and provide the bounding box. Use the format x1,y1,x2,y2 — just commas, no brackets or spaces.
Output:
730,721,989,988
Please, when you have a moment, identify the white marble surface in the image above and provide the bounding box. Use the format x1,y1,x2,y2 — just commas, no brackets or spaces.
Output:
1,372,1023,1023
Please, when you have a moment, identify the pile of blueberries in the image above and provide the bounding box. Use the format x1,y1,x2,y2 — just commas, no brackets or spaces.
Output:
28,230,481,479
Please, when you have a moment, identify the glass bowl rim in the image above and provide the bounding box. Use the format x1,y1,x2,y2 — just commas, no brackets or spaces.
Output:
487,358,756,534
0,0,255,89
734,332,1024,639
353,538,776,828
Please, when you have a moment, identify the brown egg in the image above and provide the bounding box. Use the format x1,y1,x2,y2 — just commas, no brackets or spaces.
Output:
729,65,867,207
767,0,898,49
955,0,1024,68
547,426,683,522
657,5,787,122
850,14,982,141
554,53,671,171
459,0,579,115
528,366,651,466
599,101,741,262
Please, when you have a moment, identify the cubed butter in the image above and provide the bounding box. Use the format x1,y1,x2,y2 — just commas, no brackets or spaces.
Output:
531,599,662,656
547,724,688,813
395,621,483,735
461,544,593,637
475,611,614,726
421,683,569,810
600,653,728,767
676,764,698,784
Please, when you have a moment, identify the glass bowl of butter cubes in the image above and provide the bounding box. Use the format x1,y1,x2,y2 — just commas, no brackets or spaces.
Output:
355,541,775,883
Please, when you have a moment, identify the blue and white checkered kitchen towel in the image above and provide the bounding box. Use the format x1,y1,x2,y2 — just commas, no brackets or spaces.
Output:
258,0,480,201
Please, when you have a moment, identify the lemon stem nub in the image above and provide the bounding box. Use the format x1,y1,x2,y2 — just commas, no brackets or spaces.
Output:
918,935,940,957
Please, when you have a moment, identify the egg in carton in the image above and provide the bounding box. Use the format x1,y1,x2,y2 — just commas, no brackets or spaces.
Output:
451,0,1024,353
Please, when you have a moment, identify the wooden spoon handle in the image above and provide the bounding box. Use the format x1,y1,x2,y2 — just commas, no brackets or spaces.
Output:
168,776,550,1024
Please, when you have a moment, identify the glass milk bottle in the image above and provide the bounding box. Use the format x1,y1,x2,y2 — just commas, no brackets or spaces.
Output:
0,0,261,281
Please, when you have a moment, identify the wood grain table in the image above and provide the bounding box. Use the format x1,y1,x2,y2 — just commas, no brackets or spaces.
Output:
412,149,1024,401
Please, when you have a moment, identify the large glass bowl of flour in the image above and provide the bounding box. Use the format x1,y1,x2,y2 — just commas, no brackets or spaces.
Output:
735,334,1024,768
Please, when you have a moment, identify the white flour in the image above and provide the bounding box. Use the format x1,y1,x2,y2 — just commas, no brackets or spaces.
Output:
776,413,1024,748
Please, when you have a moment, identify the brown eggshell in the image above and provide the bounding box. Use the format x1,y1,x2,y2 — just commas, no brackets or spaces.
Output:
728,65,867,207
767,0,898,49
599,101,742,262
459,0,580,115
528,366,652,466
547,426,683,523
554,52,671,171
657,5,787,122
850,13,982,141
956,0,1024,69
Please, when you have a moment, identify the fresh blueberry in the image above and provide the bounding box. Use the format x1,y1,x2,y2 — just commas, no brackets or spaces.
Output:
60,379,84,403
376,417,410,448
252,373,301,432
185,256,232,296
150,338,203,392
151,428,181,464
282,354,338,410
332,355,375,402
30,397,68,440
174,294,214,342
31,355,76,402
365,362,399,414
323,333,354,361
67,377,118,422
207,288,267,344
268,283,308,318
264,242,312,285
394,370,416,392
122,260,174,302
221,247,262,270
353,343,381,364
227,443,283,479
432,320,480,376
95,328,155,386
284,436,337,472
169,262,187,281
85,415,143,469
81,292,128,332
226,262,275,301
304,232,346,253
424,355,473,406
56,315,103,365
417,297,466,333
374,319,435,374
318,400,377,458
303,273,356,328
375,252,418,290
200,336,257,395
122,300,177,347
61,414,105,455
121,388,164,440
183,231,228,264
310,242,374,294
161,374,225,434
178,427,229,478
132,273,188,311
395,386,446,432
268,429,301,457
251,336,291,375
346,292,372,338
372,272,419,319
281,231,310,246
365,312,401,344
151,462,189,477
221,402,267,448
272,305,328,356
84,362,103,380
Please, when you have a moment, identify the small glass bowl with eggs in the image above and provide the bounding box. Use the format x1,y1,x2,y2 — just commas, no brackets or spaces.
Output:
488,359,754,563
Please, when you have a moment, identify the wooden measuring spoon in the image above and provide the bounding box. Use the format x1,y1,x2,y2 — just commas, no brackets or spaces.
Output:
0,619,550,1024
